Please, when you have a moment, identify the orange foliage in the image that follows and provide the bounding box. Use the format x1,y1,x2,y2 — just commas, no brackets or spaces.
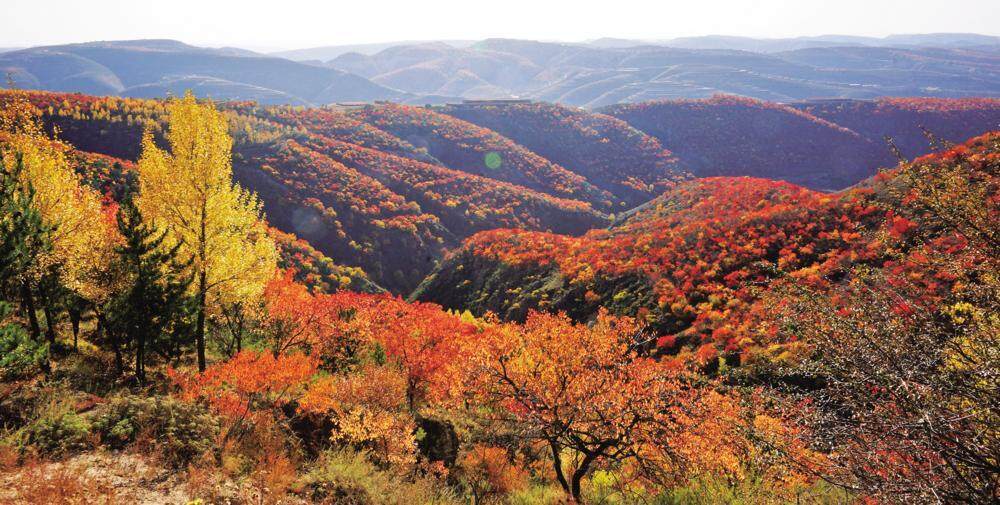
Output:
462,176,880,356
170,350,317,426
459,445,529,501
299,365,417,466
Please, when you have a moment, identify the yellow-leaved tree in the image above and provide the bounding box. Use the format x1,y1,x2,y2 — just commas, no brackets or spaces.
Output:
0,91,118,342
136,92,277,371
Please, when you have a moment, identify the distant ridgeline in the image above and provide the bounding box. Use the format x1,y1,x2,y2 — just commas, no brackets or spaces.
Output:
3,38,1000,107
1,89,998,295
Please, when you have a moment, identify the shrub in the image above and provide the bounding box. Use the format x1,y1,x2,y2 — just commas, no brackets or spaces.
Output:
91,395,219,467
299,449,460,505
0,304,47,381
26,411,90,456
458,444,529,503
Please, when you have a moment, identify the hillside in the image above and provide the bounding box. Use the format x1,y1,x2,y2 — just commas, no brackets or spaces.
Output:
347,103,615,209
330,39,1000,106
5,38,998,107
413,176,875,359
8,90,998,294
0,40,407,105
602,95,893,190
412,131,1000,364
439,101,687,207
1,90,608,292
791,97,1000,158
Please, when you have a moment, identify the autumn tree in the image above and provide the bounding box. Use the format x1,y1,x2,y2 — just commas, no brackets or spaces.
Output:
299,364,418,468
171,349,317,443
0,153,50,341
773,136,1000,503
261,270,332,358
0,91,115,346
136,91,277,371
369,299,470,411
460,309,695,502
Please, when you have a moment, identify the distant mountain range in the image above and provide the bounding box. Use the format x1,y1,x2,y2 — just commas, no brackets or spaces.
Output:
2,35,999,106
587,33,1000,52
270,40,476,62
0,40,409,105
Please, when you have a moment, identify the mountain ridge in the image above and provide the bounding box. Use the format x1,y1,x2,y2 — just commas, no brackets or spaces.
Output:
4,37,1000,106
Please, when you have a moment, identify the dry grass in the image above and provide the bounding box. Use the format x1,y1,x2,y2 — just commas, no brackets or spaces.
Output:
0,451,195,504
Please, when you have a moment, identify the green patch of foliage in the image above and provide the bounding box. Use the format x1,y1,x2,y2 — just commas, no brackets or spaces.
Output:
92,394,218,467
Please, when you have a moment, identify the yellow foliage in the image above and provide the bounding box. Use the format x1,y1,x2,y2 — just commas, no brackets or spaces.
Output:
300,365,417,468
0,91,117,298
136,92,277,311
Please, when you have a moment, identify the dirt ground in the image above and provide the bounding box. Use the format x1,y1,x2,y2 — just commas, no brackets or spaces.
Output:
0,451,195,504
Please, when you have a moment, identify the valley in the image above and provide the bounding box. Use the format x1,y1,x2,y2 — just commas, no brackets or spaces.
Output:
0,29,997,503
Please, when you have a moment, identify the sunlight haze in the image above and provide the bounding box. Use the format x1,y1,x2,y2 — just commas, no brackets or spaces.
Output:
3,0,998,50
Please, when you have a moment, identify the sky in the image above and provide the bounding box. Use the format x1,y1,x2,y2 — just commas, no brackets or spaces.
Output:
2,0,998,52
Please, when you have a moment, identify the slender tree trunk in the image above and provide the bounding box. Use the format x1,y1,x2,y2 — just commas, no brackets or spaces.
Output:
100,314,123,376
22,282,50,373
550,440,571,497
197,195,208,372
136,323,145,384
69,306,80,350
20,281,41,341
113,336,123,377
570,458,595,503
196,271,207,372
39,291,56,347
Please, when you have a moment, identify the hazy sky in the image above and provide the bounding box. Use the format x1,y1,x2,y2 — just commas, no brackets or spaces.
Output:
3,0,998,51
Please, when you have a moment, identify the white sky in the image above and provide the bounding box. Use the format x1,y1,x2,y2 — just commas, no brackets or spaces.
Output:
3,0,998,52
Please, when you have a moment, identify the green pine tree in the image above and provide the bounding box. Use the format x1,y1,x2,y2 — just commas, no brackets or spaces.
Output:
0,302,47,380
104,198,194,383
0,153,51,343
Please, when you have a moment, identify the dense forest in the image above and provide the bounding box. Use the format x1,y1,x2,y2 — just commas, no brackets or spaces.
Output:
0,87,997,504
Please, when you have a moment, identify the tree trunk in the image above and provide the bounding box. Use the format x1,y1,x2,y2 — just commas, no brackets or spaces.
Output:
69,306,80,350
550,440,571,497
38,288,56,346
569,448,603,503
100,314,123,376
22,282,50,373
20,281,40,341
196,270,207,372
570,462,590,503
135,322,145,384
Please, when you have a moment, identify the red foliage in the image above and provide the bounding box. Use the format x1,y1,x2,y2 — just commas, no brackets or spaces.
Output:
349,102,613,208
602,94,888,189
170,350,318,422
442,101,687,206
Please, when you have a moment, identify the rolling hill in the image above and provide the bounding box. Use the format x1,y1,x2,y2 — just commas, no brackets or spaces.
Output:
328,38,1000,106
1,90,609,292
5,37,999,107
412,131,999,364
346,102,616,209
791,97,1000,158
438,101,687,207
601,95,892,190
0,40,407,105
